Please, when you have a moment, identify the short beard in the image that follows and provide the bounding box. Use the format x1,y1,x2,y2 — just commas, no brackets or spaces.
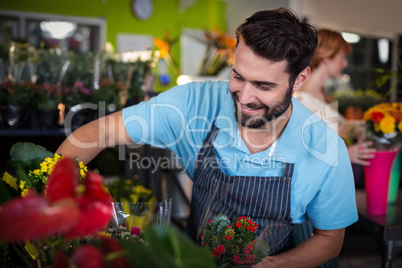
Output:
232,86,293,129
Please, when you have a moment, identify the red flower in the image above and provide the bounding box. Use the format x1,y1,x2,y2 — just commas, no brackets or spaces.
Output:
131,226,141,236
246,225,257,232
0,158,113,242
236,222,243,228
233,255,242,264
226,235,232,240
208,218,214,223
371,111,385,123
46,157,79,202
62,171,113,238
100,237,130,268
212,244,226,257
70,244,104,268
0,192,80,242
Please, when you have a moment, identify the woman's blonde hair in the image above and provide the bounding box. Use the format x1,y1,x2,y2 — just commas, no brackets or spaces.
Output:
310,29,352,71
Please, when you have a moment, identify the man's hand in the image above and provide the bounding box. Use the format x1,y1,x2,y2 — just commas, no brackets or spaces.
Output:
252,227,345,268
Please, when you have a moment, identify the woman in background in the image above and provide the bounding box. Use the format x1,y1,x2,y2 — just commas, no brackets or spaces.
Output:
295,29,375,186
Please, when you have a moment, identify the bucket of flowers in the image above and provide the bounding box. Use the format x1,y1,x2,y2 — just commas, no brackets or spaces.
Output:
362,102,402,215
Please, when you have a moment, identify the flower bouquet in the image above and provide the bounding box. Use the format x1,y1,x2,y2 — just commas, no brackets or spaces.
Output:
362,102,402,215
200,214,269,267
196,28,236,76
363,102,402,150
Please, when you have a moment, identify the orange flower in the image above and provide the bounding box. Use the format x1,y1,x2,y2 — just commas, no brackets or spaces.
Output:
154,38,169,58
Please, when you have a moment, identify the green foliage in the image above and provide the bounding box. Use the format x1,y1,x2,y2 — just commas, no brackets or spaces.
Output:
62,81,94,108
332,88,383,116
33,84,62,110
375,60,402,97
92,80,123,110
127,60,152,99
9,142,53,173
63,52,95,88
35,47,69,85
122,225,216,268
0,81,33,107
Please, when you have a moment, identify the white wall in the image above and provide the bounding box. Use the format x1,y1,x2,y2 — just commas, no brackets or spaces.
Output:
225,0,402,39
291,0,402,39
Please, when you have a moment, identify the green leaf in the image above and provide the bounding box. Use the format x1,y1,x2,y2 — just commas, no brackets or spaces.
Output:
15,166,31,187
122,225,215,268
253,239,270,264
10,142,53,172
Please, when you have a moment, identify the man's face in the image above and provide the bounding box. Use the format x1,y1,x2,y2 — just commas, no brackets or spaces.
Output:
229,40,294,129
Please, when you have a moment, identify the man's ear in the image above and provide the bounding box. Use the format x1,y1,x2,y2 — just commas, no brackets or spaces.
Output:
292,67,311,92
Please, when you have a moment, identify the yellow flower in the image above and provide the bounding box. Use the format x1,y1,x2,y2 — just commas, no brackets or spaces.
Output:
78,161,87,178
21,188,29,197
20,180,26,190
399,121,402,133
2,172,18,191
48,162,56,175
33,169,40,176
379,115,396,134
130,193,139,203
40,162,48,173
133,185,152,195
54,153,62,160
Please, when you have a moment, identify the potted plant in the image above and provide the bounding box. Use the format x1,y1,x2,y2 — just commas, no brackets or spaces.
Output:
93,79,126,116
62,81,97,131
0,80,33,128
332,88,382,120
33,83,62,129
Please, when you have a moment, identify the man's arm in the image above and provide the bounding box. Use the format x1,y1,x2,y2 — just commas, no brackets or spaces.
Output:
253,228,345,268
56,110,133,165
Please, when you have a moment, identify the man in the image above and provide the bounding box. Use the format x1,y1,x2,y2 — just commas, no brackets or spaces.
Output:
57,8,357,267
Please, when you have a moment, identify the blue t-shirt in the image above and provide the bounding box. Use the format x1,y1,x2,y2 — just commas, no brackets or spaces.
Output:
123,80,358,230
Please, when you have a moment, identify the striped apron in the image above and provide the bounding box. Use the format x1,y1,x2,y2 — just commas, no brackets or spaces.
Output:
185,123,295,255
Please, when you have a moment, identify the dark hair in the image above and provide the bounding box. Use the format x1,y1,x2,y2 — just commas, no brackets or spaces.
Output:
235,7,317,86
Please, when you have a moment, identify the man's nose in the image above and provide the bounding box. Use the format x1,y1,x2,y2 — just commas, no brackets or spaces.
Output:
237,83,256,104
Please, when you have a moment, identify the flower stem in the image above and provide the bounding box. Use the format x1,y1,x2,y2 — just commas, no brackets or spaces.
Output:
11,243,34,268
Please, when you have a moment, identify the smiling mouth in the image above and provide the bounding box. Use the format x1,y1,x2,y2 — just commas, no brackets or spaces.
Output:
241,103,261,111
239,100,266,112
